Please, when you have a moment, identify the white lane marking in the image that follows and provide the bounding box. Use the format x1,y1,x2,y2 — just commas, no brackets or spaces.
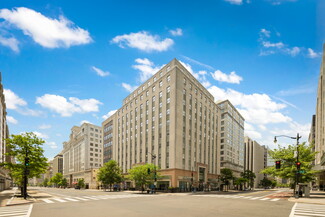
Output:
260,198,270,201
26,204,33,217
53,198,67,202
289,203,297,217
42,199,54,203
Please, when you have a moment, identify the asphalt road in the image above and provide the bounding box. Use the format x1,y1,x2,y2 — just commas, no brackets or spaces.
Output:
24,188,294,217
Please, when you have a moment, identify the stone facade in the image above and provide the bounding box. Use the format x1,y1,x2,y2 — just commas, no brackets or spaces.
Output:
0,73,11,191
314,44,325,189
62,123,102,189
102,59,221,189
244,137,267,188
217,100,245,177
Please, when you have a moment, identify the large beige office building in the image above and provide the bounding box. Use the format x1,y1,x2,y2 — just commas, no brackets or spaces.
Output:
244,137,267,188
62,123,102,189
217,100,245,177
0,73,11,191
103,59,221,189
314,44,325,189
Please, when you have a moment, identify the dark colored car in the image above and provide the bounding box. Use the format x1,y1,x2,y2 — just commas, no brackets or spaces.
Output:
75,186,80,189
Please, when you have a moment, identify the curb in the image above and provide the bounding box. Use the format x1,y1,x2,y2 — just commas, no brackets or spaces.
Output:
288,197,325,205
6,189,37,206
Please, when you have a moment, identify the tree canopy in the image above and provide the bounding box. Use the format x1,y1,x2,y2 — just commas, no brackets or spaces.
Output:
241,170,256,188
127,164,159,191
1,132,48,186
261,142,316,184
97,160,123,191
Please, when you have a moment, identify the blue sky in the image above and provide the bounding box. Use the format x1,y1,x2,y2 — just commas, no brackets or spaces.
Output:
1,0,324,159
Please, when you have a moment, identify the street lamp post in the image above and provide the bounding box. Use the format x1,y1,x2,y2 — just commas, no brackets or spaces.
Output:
146,152,157,193
274,133,301,198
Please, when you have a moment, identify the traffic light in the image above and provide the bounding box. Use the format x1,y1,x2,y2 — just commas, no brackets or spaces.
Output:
25,157,30,166
147,168,151,174
296,162,301,170
275,161,281,169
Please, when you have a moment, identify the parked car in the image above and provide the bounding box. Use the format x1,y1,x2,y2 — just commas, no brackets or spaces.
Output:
75,186,80,189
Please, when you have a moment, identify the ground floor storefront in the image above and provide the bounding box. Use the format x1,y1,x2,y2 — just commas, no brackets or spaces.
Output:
63,169,99,189
124,166,219,192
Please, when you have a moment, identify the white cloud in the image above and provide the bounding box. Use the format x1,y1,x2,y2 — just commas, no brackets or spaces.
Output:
36,94,102,117
111,31,174,52
102,109,117,120
286,46,300,56
91,66,110,77
307,48,320,58
224,0,243,4
262,41,284,48
4,89,27,109
0,35,19,52
46,141,58,149
80,120,92,125
209,86,291,125
259,29,305,57
4,89,43,116
271,121,310,142
179,61,211,88
181,56,215,71
169,28,183,36
0,7,92,48
7,116,18,124
260,29,271,38
211,70,243,84
122,83,138,92
132,58,163,82
39,124,51,129
33,131,49,139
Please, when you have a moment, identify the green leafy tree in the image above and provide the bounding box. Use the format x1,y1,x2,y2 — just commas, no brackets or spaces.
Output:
1,133,48,197
220,168,233,191
234,177,248,191
97,160,123,191
241,170,256,189
261,142,316,187
59,178,68,188
128,164,160,192
77,178,85,188
42,178,49,187
51,173,63,187
260,177,273,188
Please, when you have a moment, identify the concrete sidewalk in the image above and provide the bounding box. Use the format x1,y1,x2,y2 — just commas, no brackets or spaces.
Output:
0,188,17,207
288,191,325,205
5,188,52,206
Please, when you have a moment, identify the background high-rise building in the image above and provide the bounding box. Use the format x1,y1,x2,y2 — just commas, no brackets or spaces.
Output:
217,100,245,177
62,123,102,189
314,44,325,189
103,59,221,189
244,136,267,188
52,153,63,175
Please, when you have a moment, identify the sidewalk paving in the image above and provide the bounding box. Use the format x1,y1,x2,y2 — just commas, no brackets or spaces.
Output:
4,188,52,206
288,191,325,205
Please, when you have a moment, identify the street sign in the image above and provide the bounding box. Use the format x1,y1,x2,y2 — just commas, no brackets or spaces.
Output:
294,151,297,158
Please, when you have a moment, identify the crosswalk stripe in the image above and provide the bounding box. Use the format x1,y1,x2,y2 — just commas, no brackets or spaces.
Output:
260,198,270,200
270,198,280,201
53,198,67,202
64,198,79,201
0,212,28,217
42,199,54,203
250,197,262,200
73,197,89,201
82,196,100,200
